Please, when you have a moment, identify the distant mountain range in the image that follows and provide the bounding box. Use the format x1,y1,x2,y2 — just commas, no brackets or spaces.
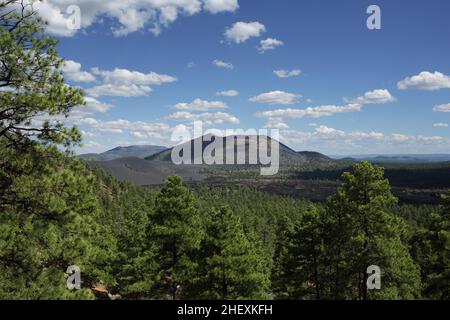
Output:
146,135,335,166
82,136,346,185
79,145,167,161
79,138,450,188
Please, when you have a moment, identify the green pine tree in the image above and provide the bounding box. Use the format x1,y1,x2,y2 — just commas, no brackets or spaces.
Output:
276,205,324,300
0,146,117,299
416,192,450,299
113,192,159,299
195,207,270,299
0,1,116,299
323,161,422,300
151,176,203,299
0,0,83,148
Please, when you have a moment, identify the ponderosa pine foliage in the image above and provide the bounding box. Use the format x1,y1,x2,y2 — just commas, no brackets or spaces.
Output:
274,162,423,300
193,207,270,299
151,176,203,300
431,193,450,299
274,205,325,300
0,0,83,148
0,0,448,301
92,168,158,300
322,162,421,300
0,146,117,299
410,191,450,299
0,1,114,299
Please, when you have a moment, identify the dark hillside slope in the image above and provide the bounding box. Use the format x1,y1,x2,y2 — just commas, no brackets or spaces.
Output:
88,157,205,185
79,145,167,161
147,135,337,167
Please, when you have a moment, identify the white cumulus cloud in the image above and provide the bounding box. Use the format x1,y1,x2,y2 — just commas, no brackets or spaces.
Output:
398,71,450,91
351,89,396,104
62,60,96,83
256,88,394,127
168,111,240,125
203,0,239,13
264,117,289,129
224,21,266,44
86,67,176,97
433,103,450,112
21,0,240,37
258,38,284,53
82,97,112,113
172,98,228,111
258,104,362,120
64,97,112,120
91,67,176,86
212,59,234,69
87,84,153,97
249,91,301,105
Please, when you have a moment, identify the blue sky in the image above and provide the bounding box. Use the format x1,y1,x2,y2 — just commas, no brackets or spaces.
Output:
33,0,450,155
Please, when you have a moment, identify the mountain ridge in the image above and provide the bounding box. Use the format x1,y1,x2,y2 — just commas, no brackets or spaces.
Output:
85,135,346,186
79,145,167,161
145,135,335,166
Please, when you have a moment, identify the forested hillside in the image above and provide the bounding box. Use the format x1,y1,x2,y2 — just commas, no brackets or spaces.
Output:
0,1,448,300
5,159,445,300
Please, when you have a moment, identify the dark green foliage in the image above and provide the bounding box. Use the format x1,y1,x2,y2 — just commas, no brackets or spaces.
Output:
151,176,203,299
91,167,158,299
0,1,448,301
192,185,311,259
0,1,83,148
323,162,421,299
0,1,113,299
410,192,450,299
274,206,324,300
292,163,450,189
0,145,117,299
274,162,423,300
194,207,270,299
